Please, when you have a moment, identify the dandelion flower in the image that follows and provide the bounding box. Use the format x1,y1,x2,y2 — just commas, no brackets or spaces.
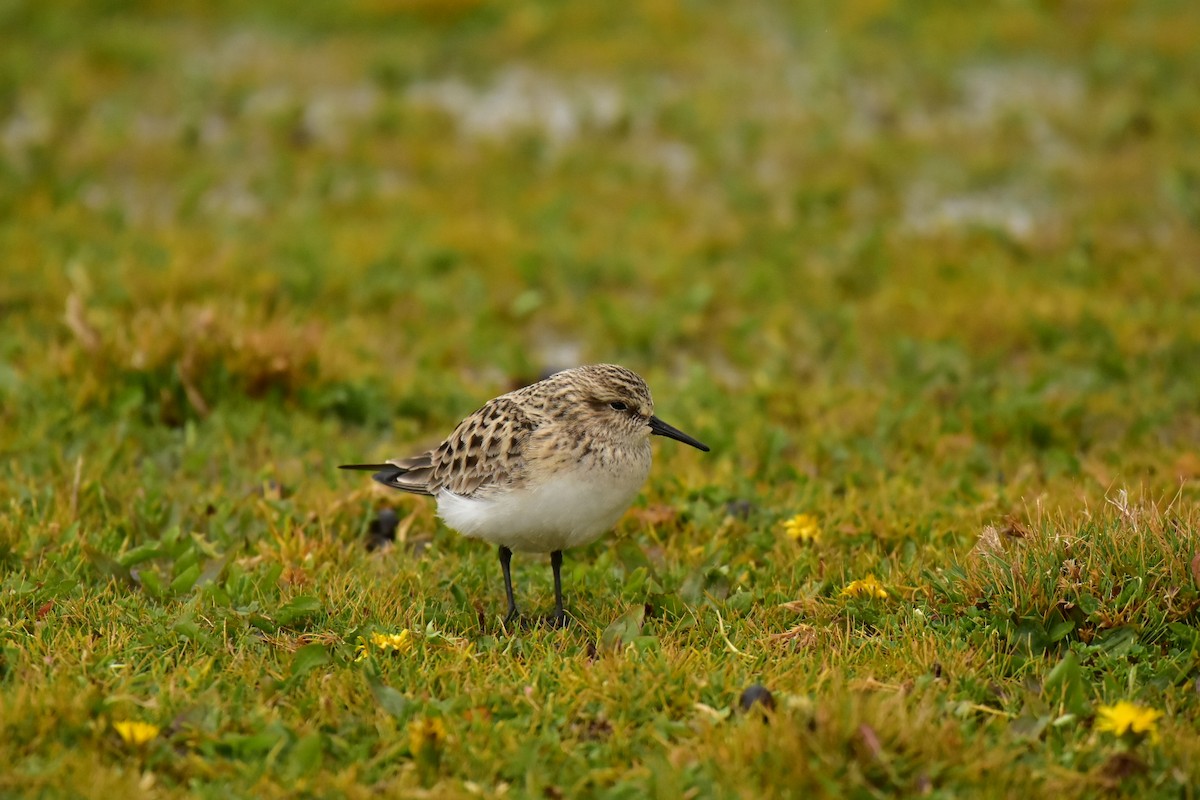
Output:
371,630,413,652
409,716,446,782
113,720,160,747
1096,701,1162,743
408,716,447,755
783,513,820,543
355,629,414,662
840,575,889,599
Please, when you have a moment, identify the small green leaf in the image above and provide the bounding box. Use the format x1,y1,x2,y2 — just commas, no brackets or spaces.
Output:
1078,593,1100,615
172,615,203,641
83,546,134,585
1047,619,1075,642
1114,578,1143,608
1,575,37,596
202,582,231,607
169,563,201,595
632,635,660,652
1009,617,1049,655
647,592,687,620
1168,622,1200,649
1095,626,1138,656
1043,651,1091,718
285,733,324,779
1009,711,1051,741
600,604,646,652
195,552,232,589
615,540,652,574
369,677,411,720
276,595,323,627
680,567,730,603
289,643,330,680
261,562,284,588
622,566,649,597
726,590,755,613
220,725,287,758
173,549,200,576
118,543,165,568
138,569,164,597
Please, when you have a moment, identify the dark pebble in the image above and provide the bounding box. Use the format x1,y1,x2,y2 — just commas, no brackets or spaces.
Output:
724,499,756,520
366,508,400,551
738,684,776,719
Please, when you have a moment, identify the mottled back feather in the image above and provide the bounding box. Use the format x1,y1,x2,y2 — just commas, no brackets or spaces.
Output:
371,396,537,497
354,364,658,499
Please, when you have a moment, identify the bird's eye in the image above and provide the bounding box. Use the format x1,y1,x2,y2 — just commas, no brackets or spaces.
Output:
609,401,628,412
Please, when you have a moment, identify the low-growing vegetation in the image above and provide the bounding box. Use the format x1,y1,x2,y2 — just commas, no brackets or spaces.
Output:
2,1,1199,797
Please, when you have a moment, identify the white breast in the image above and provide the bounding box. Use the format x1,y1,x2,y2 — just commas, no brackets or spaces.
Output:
435,463,649,553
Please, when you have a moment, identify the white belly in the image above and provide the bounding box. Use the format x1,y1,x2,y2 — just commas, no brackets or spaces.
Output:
435,468,648,553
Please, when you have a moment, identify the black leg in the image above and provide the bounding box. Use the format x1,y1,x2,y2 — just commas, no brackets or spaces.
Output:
550,550,567,628
499,545,518,625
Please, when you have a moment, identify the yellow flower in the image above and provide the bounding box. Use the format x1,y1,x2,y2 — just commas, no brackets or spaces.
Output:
840,575,889,599
113,720,160,747
408,716,447,755
409,716,446,785
355,629,414,661
782,513,820,543
371,630,413,652
1095,701,1162,743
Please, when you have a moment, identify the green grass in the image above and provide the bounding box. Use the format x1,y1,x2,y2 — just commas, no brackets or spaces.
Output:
3,1,1200,796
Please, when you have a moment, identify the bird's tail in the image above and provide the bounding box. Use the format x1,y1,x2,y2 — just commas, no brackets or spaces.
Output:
339,460,435,496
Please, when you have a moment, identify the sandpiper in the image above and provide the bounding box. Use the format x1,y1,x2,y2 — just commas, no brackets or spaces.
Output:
341,364,709,627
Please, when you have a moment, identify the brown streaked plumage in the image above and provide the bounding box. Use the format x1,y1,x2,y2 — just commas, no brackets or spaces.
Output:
341,364,709,628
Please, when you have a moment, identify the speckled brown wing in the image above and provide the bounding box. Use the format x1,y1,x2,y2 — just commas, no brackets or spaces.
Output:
421,396,539,497
341,396,541,496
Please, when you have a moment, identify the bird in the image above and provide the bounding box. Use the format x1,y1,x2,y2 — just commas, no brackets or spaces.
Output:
340,364,709,628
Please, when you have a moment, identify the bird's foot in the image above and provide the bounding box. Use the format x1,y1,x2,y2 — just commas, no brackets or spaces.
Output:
547,608,569,629
501,606,521,631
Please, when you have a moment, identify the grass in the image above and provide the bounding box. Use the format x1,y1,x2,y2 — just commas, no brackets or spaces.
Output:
2,0,1200,796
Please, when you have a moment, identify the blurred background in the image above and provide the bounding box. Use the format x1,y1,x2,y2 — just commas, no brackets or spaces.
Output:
2,0,1198,529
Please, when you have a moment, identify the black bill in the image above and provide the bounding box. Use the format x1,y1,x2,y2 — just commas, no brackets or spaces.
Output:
648,415,710,452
